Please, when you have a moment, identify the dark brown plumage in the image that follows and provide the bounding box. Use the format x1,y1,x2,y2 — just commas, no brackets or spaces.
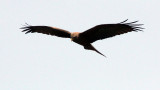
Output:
21,19,143,57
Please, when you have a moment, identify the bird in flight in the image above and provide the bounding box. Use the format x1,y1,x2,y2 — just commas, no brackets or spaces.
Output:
21,19,143,57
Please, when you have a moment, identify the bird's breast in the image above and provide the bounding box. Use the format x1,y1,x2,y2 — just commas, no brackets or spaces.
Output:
72,36,89,46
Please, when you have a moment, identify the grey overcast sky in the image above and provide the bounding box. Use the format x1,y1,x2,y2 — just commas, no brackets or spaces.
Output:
0,0,160,90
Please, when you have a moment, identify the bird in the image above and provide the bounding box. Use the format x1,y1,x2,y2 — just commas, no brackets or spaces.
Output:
21,19,143,57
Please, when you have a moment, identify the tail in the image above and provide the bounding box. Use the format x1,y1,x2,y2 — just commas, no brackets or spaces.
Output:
84,44,106,57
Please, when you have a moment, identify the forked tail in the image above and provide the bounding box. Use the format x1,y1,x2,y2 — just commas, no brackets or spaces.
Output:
93,47,106,57
84,44,106,57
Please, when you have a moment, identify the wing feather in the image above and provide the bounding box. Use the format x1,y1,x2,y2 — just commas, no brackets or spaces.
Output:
80,20,143,43
21,25,71,38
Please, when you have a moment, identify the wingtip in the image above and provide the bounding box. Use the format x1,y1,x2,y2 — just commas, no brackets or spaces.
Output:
20,24,32,34
119,19,144,31
20,23,31,29
119,19,142,25
119,19,128,24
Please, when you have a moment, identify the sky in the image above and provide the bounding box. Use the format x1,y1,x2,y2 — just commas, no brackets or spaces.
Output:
0,0,160,90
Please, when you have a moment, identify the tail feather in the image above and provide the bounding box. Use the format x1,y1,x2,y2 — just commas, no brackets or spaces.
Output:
84,44,106,57
93,47,106,57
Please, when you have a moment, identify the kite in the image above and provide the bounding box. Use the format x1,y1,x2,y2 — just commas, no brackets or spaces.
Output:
21,19,143,57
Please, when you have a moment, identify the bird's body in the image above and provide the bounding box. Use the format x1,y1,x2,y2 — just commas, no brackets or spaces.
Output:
21,19,143,57
70,32,106,57
71,32,87,45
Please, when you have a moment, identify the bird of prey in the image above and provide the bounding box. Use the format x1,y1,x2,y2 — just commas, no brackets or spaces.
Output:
21,19,143,57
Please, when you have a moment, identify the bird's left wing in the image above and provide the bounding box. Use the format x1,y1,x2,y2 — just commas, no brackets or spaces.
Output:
80,19,143,43
21,25,71,38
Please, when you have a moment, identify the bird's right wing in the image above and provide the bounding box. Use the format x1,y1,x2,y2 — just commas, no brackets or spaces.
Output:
21,25,71,38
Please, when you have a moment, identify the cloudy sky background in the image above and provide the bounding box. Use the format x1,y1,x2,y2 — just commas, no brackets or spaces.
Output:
1,0,160,90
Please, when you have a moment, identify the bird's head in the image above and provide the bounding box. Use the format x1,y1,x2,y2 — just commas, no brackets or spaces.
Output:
71,32,80,41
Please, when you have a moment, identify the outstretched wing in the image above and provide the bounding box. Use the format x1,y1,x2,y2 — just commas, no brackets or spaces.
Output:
21,24,71,38
80,19,143,43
